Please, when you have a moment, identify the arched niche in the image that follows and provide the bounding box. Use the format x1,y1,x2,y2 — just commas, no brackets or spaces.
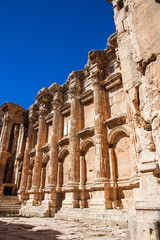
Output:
80,138,95,185
26,158,34,191
41,154,50,190
109,127,134,180
58,147,70,187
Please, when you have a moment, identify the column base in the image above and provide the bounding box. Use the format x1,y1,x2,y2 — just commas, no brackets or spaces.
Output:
62,191,79,208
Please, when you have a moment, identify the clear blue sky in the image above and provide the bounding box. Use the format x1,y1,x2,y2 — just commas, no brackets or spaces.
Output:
0,0,115,109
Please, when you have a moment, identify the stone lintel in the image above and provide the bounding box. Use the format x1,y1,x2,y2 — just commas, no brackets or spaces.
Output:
79,90,93,104
103,72,122,90
104,114,126,129
58,137,69,147
60,103,71,115
77,127,94,139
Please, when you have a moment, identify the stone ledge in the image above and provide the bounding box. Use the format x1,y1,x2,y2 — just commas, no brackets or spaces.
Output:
104,114,126,129
58,137,69,147
41,143,50,153
77,127,94,139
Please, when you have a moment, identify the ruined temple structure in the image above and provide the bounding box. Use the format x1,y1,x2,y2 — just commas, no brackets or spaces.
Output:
0,0,160,239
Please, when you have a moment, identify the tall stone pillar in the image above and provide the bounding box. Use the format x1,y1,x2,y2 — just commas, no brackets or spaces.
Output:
32,109,47,190
31,88,51,205
62,74,81,209
0,115,13,194
92,70,107,183
45,91,62,216
68,87,80,186
19,105,36,193
47,99,62,189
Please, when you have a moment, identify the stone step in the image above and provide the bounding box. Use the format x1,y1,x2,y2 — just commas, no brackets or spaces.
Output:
0,195,21,216
54,208,136,230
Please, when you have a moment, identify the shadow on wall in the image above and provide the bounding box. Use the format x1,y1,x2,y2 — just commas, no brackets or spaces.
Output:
0,220,62,240
155,0,160,3
156,221,160,239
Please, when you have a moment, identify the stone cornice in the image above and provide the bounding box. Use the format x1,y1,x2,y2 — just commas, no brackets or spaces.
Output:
104,114,126,129
58,137,69,147
77,127,94,139
103,72,122,90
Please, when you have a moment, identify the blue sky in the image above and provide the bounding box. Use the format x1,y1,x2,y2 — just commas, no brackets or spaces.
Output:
0,0,115,109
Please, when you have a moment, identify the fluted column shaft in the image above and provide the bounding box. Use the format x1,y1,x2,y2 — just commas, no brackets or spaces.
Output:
32,115,47,190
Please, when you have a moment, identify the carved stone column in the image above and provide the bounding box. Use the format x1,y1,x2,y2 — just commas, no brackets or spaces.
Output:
32,106,47,190
19,105,36,192
0,115,13,194
47,100,62,189
92,70,107,183
68,88,80,186
31,88,51,205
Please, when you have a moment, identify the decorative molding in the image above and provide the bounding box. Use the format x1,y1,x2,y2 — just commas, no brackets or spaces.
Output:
58,137,69,147
104,114,126,129
78,127,94,139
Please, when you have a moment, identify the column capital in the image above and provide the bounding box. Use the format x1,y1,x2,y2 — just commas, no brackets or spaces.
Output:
29,104,38,123
91,69,104,86
36,87,52,117
69,86,81,99
52,92,63,109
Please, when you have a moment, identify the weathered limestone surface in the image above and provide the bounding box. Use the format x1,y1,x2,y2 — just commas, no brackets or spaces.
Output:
0,0,160,239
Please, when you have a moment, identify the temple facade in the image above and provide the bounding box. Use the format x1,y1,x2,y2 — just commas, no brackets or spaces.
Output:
0,0,160,239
